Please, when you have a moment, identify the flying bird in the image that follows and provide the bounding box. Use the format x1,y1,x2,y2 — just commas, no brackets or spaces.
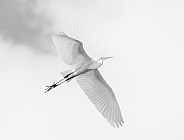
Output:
45,31,124,127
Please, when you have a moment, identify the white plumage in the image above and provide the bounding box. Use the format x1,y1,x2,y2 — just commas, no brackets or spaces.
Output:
50,31,124,127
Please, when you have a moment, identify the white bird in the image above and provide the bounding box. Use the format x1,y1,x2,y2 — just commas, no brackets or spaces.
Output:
45,31,124,128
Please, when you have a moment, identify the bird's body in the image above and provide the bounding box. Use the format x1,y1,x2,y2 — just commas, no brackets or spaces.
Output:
46,31,124,127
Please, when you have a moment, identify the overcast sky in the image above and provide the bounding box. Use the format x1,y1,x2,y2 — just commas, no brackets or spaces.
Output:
1,0,184,140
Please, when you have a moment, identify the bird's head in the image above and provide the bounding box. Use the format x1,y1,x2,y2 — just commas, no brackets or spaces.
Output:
97,56,114,62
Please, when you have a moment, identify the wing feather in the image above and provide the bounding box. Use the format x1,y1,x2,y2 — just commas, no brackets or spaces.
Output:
76,69,124,127
52,32,90,65
95,93,108,110
99,99,109,115
110,103,115,125
113,102,118,122
112,104,116,124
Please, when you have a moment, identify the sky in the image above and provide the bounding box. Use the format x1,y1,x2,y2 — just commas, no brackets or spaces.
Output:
0,0,184,139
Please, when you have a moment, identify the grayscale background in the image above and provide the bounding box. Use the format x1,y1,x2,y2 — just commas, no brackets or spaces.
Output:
0,0,184,139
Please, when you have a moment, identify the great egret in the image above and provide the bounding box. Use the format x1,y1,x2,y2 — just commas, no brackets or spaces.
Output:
45,31,124,127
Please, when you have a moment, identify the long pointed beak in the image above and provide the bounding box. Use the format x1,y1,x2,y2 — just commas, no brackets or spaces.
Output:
103,56,114,60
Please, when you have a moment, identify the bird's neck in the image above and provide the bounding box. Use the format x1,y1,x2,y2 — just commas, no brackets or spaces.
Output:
96,60,103,68
88,59,103,69
98,59,103,64
96,58,103,68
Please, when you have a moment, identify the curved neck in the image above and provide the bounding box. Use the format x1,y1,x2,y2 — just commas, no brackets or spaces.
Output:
98,59,103,65
88,59,103,69
96,59,103,68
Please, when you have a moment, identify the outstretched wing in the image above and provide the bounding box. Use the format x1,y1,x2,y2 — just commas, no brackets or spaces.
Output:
76,69,124,127
52,32,90,65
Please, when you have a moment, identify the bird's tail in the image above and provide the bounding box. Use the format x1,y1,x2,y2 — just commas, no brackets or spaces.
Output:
60,70,73,83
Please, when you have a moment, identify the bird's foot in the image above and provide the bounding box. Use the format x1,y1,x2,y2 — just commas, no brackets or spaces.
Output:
44,82,58,93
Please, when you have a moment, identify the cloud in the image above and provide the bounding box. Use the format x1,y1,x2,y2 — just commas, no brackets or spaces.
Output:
0,0,54,53
0,0,123,54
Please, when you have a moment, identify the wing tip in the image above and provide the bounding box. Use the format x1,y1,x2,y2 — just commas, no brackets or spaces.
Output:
108,120,124,128
106,114,124,128
52,31,67,37
59,31,67,36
